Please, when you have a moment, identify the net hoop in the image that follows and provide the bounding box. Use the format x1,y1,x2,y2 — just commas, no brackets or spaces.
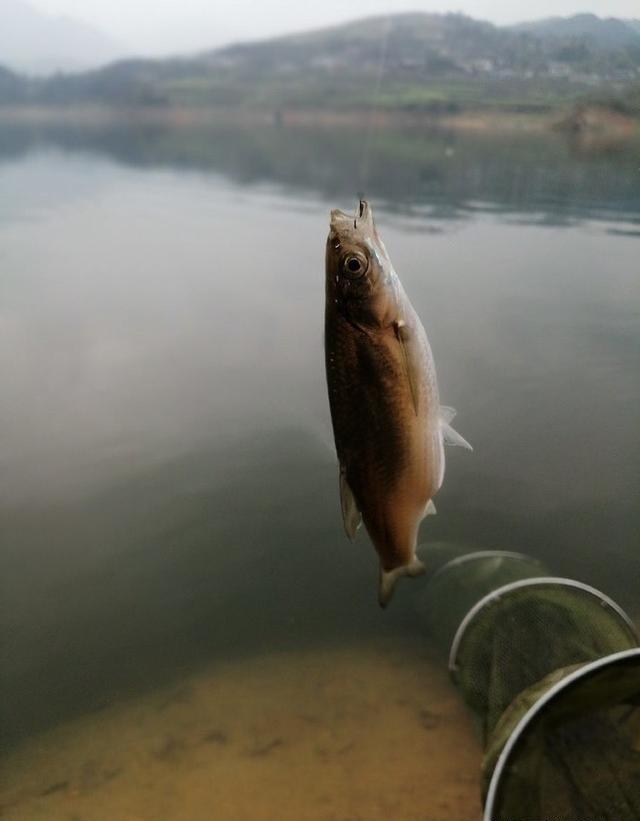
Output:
428,550,542,586
448,577,639,676
483,647,640,820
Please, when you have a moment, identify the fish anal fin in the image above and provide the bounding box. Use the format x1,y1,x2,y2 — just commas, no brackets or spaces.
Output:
339,468,361,541
394,319,419,416
441,421,473,451
425,499,437,517
378,556,426,608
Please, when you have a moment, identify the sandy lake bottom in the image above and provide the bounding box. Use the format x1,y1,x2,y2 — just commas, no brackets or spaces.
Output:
0,637,482,821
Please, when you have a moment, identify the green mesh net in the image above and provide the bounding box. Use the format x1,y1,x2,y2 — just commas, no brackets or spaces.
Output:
449,577,638,743
483,650,640,821
416,548,640,819
418,550,547,657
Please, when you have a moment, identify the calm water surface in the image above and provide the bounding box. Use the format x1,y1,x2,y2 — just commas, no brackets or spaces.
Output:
0,118,639,817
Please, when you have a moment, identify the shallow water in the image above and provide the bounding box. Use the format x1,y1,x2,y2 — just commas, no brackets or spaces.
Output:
1,638,482,820
0,119,639,818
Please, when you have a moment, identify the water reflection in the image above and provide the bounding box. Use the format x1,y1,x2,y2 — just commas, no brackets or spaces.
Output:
1,115,639,224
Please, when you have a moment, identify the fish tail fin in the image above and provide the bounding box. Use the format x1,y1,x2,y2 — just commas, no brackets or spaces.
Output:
378,556,426,608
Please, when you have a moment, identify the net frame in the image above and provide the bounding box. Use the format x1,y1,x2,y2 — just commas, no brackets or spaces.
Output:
449,577,639,676
417,550,548,654
483,647,640,821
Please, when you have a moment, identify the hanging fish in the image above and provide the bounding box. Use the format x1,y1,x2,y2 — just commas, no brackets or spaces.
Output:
325,200,471,607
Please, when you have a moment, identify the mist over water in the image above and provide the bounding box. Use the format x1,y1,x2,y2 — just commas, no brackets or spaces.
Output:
0,118,638,818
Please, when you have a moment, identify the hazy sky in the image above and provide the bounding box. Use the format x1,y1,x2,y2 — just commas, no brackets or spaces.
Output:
30,0,640,55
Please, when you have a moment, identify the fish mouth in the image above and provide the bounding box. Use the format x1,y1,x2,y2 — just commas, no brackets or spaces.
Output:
330,199,373,232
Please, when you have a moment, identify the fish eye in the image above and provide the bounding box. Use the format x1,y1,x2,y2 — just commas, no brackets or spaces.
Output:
342,253,367,279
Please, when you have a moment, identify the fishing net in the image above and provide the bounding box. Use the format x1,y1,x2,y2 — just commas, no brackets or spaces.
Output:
417,550,547,657
416,548,640,820
484,649,640,821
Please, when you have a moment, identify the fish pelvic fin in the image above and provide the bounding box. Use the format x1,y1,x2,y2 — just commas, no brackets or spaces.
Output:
440,405,457,424
441,421,473,451
378,556,426,609
440,408,473,451
339,466,361,541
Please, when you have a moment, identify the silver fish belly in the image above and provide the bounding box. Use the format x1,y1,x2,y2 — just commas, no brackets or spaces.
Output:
324,200,471,607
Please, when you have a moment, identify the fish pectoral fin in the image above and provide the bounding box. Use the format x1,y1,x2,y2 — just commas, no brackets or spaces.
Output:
339,467,361,541
441,420,473,451
378,557,426,608
394,319,419,416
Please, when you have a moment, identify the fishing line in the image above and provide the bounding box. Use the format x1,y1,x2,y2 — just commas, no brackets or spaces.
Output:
356,16,392,200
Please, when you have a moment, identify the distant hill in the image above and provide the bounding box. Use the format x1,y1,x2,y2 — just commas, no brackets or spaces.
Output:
511,14,640,49
1,12,639,114
205,11,640,71
0,0,126,75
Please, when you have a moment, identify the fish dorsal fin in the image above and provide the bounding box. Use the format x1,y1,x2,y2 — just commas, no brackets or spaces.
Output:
394,319,419,416
339,466,361,541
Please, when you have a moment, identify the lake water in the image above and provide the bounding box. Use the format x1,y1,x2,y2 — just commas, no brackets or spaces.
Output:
0,116,639,820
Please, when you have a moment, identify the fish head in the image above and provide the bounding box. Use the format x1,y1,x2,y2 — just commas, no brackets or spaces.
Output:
326,200,396,325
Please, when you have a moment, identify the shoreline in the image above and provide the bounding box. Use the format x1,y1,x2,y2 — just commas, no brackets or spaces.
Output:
0,103,637,137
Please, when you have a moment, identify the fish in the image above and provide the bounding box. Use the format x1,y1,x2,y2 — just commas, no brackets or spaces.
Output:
324,200,471,607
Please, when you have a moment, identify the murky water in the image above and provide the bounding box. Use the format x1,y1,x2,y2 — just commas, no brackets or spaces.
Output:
1,117,639,819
